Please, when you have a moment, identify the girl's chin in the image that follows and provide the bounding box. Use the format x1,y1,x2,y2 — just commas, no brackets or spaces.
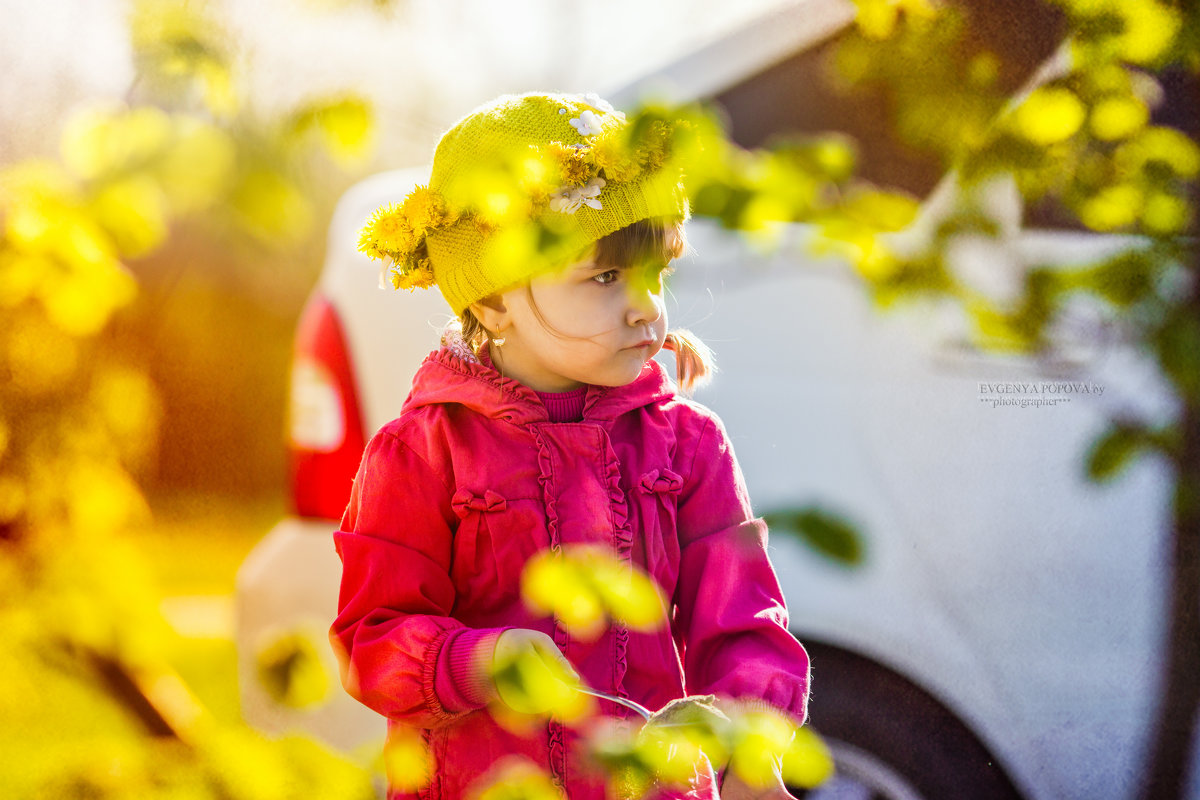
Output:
596,360,654,388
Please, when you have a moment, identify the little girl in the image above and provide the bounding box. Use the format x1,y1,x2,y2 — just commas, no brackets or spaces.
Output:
331,92,810,800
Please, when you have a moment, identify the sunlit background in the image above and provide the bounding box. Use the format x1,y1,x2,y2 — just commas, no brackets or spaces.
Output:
0,0,793,499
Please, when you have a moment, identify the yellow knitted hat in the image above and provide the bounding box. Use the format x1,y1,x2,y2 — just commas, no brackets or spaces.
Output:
358,92,690,315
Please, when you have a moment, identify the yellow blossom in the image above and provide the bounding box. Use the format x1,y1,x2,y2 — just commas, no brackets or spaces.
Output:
635,121,674,172
362,203,413,255
391,257,435,291
357,226,386,261
548,142,595,187
401,185,456,237
473,215,500,237
591,135,640,184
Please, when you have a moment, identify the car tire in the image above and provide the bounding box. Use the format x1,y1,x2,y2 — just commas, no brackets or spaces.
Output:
791,641,1025,800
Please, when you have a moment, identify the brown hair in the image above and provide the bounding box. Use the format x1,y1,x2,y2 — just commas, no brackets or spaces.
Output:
455,218,716,394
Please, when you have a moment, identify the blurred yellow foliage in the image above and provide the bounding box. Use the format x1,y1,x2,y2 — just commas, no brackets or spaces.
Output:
61,105,174,180
781,726,837,788
852,0,938,40
156,117,238,211
812,186,917,284
89,176,169,257
384,726,433,792
129,0,239,116
286,96,376,167
254,627,333,709
0,1,381,795
1118,126,1200,179
521,545,667,641
231,167,315,243
725,708,797,788
1079,183,1145,230
90,366,163,469
1013,87,1087,146
1141,191,1192,235
1089,95,1150,142
484,223,556,297
587,697,832,795
1062,0,1182,66
470,758,565,800
489,637,593,724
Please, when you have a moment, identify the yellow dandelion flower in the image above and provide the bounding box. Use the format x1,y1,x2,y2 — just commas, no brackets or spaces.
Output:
402,185,456,237
548,142,595,187
393,257,436,291
527,183,552,211
635,121,674,172
357,227,385,260
387,260,403,290
591,136,640,184
473,215,500,237
363,203,413,254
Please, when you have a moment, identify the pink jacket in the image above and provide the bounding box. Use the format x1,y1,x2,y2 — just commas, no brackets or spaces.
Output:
330,341,810,800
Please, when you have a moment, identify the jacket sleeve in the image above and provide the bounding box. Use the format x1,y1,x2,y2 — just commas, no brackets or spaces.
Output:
672,414,810,726
329,428,502,728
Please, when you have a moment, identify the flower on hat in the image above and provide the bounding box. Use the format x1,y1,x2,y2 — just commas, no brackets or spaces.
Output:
590,134,641,183
402,184,456,237
549,176,606,214
569,109,604,137
582,93,626,122
359,203,414,258
546,141,597,187
358,183,461,291
357,91,689,311
389,256,435,291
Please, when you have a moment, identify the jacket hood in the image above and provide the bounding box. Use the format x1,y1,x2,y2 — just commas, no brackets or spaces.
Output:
402,331,676,425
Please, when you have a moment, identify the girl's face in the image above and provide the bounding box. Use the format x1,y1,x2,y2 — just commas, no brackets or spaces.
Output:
481,248,674,393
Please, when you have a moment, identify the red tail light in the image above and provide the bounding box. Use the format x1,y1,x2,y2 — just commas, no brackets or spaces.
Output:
288,295,367,520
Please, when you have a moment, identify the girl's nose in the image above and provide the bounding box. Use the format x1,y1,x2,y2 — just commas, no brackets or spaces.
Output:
625,279,663,327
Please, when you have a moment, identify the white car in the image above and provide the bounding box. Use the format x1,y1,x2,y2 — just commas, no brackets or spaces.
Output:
237,3,1198,797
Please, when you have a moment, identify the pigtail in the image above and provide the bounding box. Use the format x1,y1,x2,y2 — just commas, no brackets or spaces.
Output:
663,329,716,396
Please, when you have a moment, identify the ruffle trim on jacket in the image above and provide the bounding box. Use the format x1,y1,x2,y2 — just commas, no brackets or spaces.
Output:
603,440,634,704
532,429,562,557
531,426,569,787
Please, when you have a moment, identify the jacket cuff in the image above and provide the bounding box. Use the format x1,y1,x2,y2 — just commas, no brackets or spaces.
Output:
434,627,509,713
714,694,807,729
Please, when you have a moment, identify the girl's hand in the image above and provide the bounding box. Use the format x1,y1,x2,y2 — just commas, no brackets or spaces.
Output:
720,762,794,800
491,629,581,714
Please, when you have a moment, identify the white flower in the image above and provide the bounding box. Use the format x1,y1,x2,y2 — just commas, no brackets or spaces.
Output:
582,93,626,122
549,176,606,214
569,109,604,137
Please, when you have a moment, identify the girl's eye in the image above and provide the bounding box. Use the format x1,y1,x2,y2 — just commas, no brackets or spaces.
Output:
593,269,620,285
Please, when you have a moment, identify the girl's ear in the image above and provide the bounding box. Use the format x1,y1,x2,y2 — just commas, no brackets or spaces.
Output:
469,294,509,337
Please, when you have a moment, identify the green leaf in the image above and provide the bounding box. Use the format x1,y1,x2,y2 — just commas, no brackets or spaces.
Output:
1065,249,1158,307
1154,308,1200,402
1085,422,1156,482
764,506,866,566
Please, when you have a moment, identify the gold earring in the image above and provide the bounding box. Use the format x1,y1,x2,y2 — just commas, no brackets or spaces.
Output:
492,333,506,347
